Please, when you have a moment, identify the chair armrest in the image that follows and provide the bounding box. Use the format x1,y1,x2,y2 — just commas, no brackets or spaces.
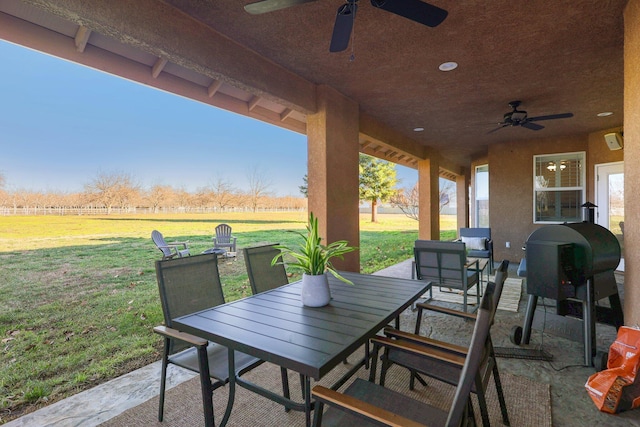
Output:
371,336,465,367
311,385,426,427
153,325,207,348
415,302,477,321
382,327,468,356
168,241,189,249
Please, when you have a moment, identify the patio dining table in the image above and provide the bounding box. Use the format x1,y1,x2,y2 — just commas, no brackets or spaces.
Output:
172,271,430,427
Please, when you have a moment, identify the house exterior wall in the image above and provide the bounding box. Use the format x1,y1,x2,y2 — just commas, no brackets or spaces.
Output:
485,127,625,265
489,134,592,263
624,0,640,324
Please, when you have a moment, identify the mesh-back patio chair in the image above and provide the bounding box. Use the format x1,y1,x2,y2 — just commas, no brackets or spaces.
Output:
414,240,480,313
311,284,496,427
243,243,289,294
459,227,494,274
376,260,511,427
213,223,237,255
154,253,289,425
243,243,308,394
151,229,190,260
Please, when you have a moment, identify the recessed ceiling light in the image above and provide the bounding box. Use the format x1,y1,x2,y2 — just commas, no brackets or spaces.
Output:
438,61,458,72
413,127,425,132
597,112,614,117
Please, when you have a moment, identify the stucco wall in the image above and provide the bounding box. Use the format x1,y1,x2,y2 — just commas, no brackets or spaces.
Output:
624,0,640,324
489,134,601,263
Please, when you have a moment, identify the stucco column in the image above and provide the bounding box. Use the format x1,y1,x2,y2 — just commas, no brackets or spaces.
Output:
624,0,640,325
418,157,440,240
456,170,470,232
307,85,360,272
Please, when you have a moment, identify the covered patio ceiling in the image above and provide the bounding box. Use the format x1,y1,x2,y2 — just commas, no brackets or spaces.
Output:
0,0,627,176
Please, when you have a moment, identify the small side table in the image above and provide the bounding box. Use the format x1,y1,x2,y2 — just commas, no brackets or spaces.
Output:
202,248,227,256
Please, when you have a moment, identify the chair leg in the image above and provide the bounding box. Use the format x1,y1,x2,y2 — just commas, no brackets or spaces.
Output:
196,345,215,427
410,371,428,390
414,306,424,335
369,342,380,383
158,339,170,422
379,350,391,387
463,289,468,313
312,400,324,427
474,374,491,427
492,362,511,426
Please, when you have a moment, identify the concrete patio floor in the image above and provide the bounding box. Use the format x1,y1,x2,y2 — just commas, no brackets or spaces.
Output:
5,260,640,426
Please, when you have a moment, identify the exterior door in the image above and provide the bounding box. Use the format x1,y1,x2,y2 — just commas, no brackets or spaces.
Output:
595,161,624,270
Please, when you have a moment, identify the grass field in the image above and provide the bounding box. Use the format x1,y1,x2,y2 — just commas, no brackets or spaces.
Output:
0,212,456,423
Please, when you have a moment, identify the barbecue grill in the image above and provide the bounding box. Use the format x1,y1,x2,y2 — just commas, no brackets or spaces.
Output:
511,222,623,367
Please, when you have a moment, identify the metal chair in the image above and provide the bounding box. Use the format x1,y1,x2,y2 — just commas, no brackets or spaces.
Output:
213,223,237,255
153,253,287,426
243,243,309,396
151,229,190,260
311,283,497,427
414,240,480,313
377,260,511,427
459,228,494,274
243,243,289,294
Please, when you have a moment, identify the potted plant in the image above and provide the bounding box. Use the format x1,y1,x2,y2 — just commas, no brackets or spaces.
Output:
272,212,356,307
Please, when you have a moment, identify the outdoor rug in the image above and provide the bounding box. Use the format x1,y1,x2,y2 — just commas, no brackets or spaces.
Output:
429,277,523,312
101,346,550,427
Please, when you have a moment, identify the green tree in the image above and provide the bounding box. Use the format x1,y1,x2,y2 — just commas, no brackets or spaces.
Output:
299,174,308,197
359,154,398,222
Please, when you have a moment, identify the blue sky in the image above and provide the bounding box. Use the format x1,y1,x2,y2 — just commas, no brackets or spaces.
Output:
0,40,417,196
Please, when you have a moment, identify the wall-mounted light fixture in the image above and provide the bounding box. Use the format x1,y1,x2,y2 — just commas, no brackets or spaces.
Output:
546,162,566,172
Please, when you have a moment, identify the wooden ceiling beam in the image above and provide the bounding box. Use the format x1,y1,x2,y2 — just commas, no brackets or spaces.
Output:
247,95,261,111
151,57,167,78
207,79,222,97
74,25,91,52
280,108,293,121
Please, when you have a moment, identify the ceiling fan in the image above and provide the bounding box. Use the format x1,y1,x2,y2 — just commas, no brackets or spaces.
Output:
244,0,448,52
488,101,574,134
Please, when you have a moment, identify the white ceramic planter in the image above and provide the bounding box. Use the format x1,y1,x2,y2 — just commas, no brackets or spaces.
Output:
301,273,331,307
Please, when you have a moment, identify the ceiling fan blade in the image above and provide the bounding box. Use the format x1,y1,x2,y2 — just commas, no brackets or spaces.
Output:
521,122,544,131
244,0,317,14
329,3,357,52
487,124,508,134
370,0,447,27
527,112,574,122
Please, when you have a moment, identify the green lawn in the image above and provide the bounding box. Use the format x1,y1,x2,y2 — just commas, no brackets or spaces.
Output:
0,212,456,423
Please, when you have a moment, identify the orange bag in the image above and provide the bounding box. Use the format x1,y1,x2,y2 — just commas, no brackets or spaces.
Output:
585,326,640,414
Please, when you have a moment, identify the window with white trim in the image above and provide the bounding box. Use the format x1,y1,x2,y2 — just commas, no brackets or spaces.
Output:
533,152,585,223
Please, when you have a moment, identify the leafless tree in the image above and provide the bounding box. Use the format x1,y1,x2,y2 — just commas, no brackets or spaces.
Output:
390,179,456,221
172,188,194,211
390,184,420,220
246,166,273,212
84,171,139,214
147,185,175,213
208,176,237,211
440,179,455,211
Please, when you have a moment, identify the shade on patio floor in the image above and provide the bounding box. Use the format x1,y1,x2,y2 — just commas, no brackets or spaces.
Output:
6,260,640,426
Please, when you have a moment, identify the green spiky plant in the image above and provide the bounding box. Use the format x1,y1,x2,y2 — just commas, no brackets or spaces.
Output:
272,212,357,284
